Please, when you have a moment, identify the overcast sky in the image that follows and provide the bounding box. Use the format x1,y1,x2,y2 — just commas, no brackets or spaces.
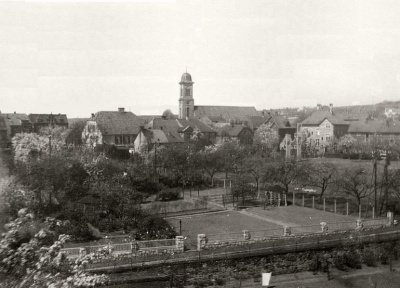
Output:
1,0,400,117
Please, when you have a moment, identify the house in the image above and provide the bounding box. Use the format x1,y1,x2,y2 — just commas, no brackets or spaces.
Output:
82,108,145,148
347,119,400,145
29,113,68,133
133,128,184,154
0,115,8,148
2,112,32,141
216,123,254,145
298,104,350,150
261,114,297,146
145,117,217,143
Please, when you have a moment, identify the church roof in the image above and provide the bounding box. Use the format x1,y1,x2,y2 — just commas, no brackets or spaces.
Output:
194,105,259,122
180,73,193,83
93,111,145,135
146,118,216,134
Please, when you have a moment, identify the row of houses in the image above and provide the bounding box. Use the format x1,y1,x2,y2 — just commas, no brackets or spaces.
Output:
0,112,68,147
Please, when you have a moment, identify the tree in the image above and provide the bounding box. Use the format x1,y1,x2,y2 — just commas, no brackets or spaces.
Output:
306,162,337,200
162,109,176,120
337,134,356,154
265,159,308,201
242,155,267,198
340,167,373,207
254,124,280,154
198,144,224,186
0,209,109,287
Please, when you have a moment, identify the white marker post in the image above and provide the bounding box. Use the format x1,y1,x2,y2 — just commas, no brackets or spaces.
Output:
262,272,272,287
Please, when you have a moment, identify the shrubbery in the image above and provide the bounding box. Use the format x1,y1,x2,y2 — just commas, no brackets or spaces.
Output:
156,188,181,201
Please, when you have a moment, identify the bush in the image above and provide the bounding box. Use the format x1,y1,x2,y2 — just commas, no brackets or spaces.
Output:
215,277,226,286
344,247,362,269
362,247,377,267
332,251,348,271
156,188,181,201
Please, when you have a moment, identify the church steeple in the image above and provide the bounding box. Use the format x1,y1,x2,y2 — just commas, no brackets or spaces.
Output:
179,72,194,119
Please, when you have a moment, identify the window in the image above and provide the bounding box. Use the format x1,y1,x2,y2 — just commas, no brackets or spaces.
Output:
115,136,120,145
316,139,320,146
356,133,362,137
326,123,331,129
321,137,324,141
186,107,190,117
185,87,191,96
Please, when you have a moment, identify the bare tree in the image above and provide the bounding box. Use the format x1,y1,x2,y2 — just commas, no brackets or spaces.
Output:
340,167,373,207
306,162,337,200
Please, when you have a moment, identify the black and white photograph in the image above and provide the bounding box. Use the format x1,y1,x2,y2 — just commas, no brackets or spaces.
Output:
1,0,400,287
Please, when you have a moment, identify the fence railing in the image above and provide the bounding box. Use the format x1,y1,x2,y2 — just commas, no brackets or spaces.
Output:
61,238,178,258
85,228,400,272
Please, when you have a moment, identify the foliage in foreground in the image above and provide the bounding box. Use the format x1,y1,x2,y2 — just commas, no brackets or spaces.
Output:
0,209,109,287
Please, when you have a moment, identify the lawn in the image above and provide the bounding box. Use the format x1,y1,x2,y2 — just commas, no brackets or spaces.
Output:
167,211,282,250
247,206,358,227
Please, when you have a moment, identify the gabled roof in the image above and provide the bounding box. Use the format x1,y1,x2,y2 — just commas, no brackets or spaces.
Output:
245,116,268,130
300,110,349,126
348,119,400,134
3,113,31,126
93,111,145,135
29,114,68,125
137,115,162,124
216,124,253,137
194,105,259,122
141,129,184,144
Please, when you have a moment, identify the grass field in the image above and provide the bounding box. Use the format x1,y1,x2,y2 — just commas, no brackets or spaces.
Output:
168,211,282,249
247,206,358,227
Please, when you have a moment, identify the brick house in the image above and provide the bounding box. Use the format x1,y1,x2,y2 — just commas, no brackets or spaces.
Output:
82,108,144,148
299,106,350,151
29,113,68,133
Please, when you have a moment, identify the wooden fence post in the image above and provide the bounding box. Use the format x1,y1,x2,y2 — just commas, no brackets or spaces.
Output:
302,195,304,207
323,198,325,211
312,196,315,209
334,199,336,213
359,205,361,219
346,202,349,216
372,206,375,219
293,192,295,206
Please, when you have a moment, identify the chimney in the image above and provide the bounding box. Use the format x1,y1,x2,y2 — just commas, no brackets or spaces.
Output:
139,125,144,131
14,111,16,114
317,104,322,111
118,107,125,112
229,119,234,127
329,103,333,114
91,113,95,118
161,115,167,120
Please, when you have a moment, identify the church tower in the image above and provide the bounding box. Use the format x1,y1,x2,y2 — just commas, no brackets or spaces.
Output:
179,72,194,119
